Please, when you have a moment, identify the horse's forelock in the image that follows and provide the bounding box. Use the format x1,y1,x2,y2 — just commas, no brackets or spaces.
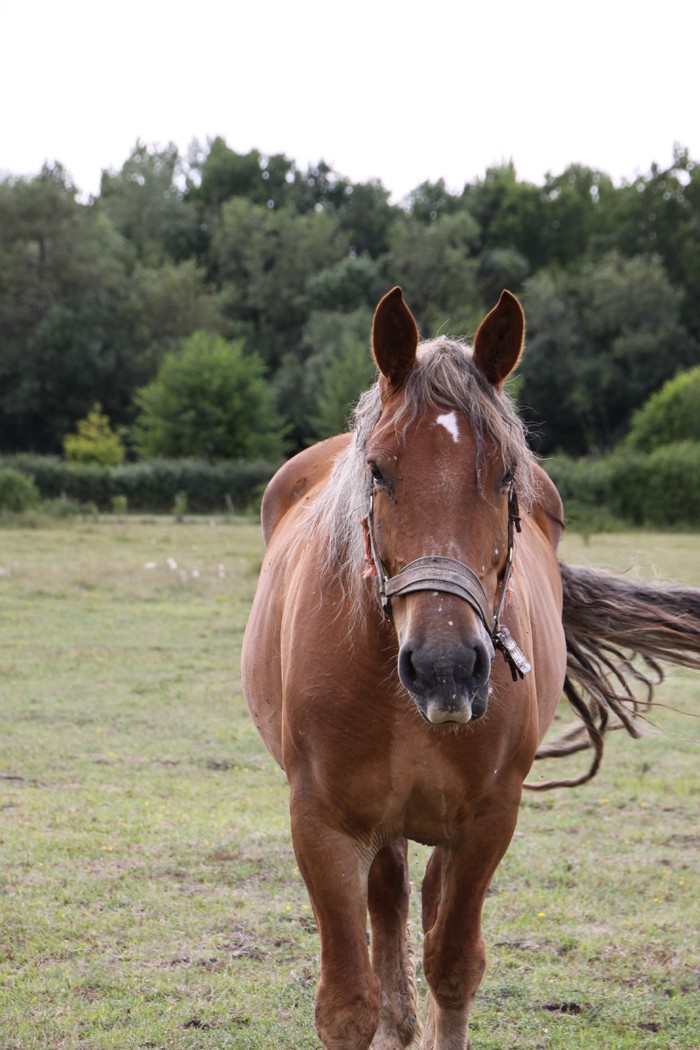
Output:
309,337,536,616
404,337,536,505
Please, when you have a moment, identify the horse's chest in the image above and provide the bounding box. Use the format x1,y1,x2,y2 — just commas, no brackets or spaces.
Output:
339,741,487,845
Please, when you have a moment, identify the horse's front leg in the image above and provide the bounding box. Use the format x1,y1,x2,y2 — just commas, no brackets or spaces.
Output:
290,794,382,1050
368,840,420,1049
420,800,520,1050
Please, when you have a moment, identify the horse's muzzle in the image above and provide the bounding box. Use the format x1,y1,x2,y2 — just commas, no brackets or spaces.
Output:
398,634,494,724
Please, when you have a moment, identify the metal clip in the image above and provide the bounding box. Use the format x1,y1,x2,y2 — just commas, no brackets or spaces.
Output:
493,627,532,681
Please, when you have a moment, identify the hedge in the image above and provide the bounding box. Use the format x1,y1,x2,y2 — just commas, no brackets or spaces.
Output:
0,455,281,514
3,445,699,527
544,442,700,529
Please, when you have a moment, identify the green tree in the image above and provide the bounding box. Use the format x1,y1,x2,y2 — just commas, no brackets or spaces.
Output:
406,178,461,223
0,166,225,453
382,210,482,336
211,197,350,369
309,335,377,438
334,179,397,257
99,141,202,264
477,247,530,306
302,307,376,440
63,404,126,465
596,147,700,338
0,166,134,451
132,332,286,461
285,160,351,215
273,306,375,447
305,255,384,314
540,164,614,267
520,253,697,454
124,259,224,381
625,366,700,451
188,136,296,212
462,164,549,273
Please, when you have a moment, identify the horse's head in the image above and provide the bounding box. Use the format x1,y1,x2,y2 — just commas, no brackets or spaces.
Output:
364,287,529,726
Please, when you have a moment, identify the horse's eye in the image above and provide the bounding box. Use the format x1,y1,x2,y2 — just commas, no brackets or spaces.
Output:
367,461,385,484
501,465,516,489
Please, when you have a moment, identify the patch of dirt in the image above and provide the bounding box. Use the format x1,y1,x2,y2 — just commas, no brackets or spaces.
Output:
183,1017,212,1030
542,1001,584,1015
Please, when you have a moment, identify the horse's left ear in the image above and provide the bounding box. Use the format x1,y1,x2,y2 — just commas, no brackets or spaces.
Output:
371,286,419,392
472,290,525,390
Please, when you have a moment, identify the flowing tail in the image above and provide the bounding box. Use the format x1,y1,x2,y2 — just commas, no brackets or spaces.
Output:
527,562,700,790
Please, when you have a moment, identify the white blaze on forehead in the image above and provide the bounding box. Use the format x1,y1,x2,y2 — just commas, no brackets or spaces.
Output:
435,411,460,443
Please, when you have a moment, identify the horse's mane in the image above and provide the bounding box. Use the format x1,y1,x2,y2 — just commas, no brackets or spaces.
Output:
309,335,537,614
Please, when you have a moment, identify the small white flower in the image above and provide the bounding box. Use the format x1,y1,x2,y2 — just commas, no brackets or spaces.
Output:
143,562,157,570
167,557,178,570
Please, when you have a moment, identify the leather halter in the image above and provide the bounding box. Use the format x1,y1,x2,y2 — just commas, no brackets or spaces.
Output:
363,484,532,681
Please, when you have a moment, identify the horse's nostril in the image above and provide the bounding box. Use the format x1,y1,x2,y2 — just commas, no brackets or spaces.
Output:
398,647,420,692
472,639,492,689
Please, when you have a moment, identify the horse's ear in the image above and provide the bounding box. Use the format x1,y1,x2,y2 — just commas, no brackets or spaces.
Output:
371,286,419,391
472,290,525,390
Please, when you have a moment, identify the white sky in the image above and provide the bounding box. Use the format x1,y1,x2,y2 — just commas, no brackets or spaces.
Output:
1,0,698,202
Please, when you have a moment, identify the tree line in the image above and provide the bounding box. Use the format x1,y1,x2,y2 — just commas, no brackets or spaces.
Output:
1,139,698,461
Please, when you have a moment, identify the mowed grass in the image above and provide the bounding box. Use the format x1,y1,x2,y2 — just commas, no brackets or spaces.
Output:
0,520,698,1049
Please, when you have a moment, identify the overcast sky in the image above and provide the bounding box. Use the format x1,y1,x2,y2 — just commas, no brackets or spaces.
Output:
2,1,697,202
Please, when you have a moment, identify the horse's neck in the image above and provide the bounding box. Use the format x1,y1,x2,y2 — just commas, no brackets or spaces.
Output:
529,463,566,551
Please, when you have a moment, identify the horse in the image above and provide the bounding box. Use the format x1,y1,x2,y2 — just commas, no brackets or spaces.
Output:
241,287,700,1049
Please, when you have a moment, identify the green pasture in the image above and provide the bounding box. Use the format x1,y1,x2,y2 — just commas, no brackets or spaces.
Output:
0,521,698,1049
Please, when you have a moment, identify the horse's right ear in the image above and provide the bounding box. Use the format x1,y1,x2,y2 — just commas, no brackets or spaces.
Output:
371,287,419,392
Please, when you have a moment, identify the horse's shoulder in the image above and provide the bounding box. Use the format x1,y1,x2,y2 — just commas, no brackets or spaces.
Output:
261,433,352,546
530,462,566,551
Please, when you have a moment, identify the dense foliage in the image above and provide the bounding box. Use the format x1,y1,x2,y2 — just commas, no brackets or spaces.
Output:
1,140,699,463
131,332,287,461
624,366,700,451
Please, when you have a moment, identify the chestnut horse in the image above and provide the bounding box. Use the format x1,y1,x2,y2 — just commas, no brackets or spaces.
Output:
242,288,700,1049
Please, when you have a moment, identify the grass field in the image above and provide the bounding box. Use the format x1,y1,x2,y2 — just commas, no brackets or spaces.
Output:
0,519,698,1049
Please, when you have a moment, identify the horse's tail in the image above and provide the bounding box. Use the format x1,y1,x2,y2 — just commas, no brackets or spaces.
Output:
527,561,700,791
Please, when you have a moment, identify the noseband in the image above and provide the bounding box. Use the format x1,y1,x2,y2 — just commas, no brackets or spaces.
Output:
362,485,532,681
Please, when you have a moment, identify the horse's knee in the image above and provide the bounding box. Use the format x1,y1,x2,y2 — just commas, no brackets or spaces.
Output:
315,971,382,1049
423,931,486,1010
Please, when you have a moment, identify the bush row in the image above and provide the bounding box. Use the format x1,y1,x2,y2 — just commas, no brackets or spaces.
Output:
3,445,699,527
545,441,700,529
0,455,281,514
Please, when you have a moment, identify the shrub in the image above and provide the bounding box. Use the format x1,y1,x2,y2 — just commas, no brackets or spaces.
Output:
633,442,700,526
63,404,126,466
0,468,40,513
544,443,700,529
172,490,188,521
625,366,700,452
